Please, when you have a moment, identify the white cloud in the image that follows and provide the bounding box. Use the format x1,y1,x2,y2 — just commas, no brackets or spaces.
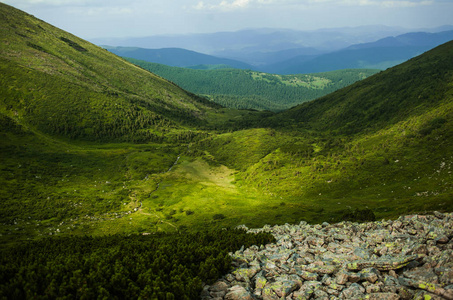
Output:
5,0,91,5
192,0,434,11
69,6,134,16
194,0,266,11
339,0,433,6
220,0,251,9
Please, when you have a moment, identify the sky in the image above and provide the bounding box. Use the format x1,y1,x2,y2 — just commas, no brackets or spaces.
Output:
3,0,453,39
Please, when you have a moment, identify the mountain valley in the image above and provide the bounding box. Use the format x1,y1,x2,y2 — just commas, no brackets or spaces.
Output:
1,0,452,246
0,2,452,299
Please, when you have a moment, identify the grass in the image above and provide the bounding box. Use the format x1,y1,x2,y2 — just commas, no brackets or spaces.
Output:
2,97,452,244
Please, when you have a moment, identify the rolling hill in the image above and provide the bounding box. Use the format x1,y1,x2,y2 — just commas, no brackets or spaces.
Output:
103,46,253,69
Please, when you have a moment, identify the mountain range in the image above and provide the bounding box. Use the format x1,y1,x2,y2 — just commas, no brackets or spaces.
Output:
91,25,453,56
102,30,453,74
262,30,453,74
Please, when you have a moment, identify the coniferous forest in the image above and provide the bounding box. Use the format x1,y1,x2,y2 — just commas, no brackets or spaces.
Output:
0,230,274,299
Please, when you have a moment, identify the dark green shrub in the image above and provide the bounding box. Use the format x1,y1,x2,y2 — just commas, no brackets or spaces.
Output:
340,208,376,222
213,214,226,220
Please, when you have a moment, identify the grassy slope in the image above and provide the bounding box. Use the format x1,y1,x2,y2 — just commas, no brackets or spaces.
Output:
273,41,453,135
196,42,453,223
0,3,221,142
125,58,379,111
0,3,266,244
0,3,212,243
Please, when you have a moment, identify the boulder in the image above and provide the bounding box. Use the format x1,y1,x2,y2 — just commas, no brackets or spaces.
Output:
224,285,253,300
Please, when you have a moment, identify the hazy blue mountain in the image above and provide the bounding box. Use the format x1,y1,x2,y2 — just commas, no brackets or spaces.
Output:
104,46,253,69
346,30,453,49
262,30,453,74
91,26,412,56
211,47,324,66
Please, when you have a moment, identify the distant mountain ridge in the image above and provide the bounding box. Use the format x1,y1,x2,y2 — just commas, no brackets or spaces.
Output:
261,30,453,74
346,30,453,49
102,29,453,75
104,46,253,69
91,25,451,55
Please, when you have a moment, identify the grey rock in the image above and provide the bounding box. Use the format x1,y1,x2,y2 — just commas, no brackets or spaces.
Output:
210,281,229,293
340,283,365,299
209,213,453,300
295,268,318,281
364,292,400,300
272,277,300,298
359,267,380,283
224,285,253,300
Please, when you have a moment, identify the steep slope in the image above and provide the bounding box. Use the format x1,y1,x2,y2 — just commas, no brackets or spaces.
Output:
0,3,219,142
0,3,227,243
273,40,453,135
265,30,453,74
104,46,253,69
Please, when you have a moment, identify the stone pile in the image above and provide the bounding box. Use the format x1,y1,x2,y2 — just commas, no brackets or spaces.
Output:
202,212,453,300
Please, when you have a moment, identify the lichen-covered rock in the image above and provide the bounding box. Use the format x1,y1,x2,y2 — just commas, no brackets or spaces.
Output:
346,254,422,271
224,285,253,300
340,282,365,299
203,213,453,300
359,267,380,283
335,269,350,285
364,292,400,300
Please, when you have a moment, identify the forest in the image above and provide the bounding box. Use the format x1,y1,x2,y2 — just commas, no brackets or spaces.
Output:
0,229,274,299
126,58,379,111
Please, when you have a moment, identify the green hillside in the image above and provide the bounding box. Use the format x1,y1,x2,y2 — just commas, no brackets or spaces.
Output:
0,2,262,245
0,3,221,143
216,41,453,222
126,58,379,111
272,40,453,135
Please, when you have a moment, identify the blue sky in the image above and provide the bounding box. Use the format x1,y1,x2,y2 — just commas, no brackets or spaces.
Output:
3,0,453,38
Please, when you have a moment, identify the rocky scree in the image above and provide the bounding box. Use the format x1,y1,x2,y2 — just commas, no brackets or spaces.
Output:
202,212,453,300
